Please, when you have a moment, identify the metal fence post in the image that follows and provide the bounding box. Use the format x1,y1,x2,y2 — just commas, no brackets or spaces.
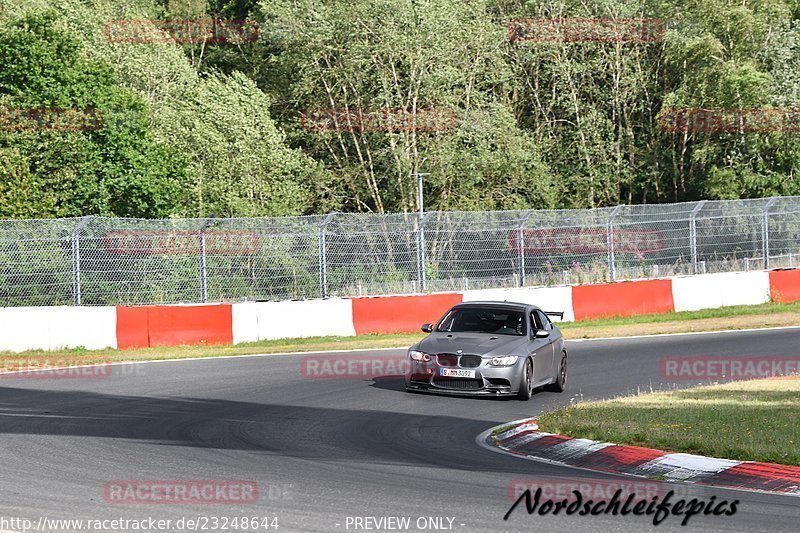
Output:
71,215,93,306
319,213,337,298
199,214,217,303
517,210,532,287
606,205,624,281
762,197,778,269
689,200,707,274
417,212,432,291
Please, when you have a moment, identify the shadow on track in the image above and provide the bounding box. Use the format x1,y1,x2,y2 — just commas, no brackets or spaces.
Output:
0,383,584,478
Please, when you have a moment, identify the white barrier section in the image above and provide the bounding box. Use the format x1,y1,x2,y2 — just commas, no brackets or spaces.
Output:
232,299,356,343
0,306,117,352
459,286,575,322
0,307,51,352
47,306,118,350
232,302,259,344
672,271,771,312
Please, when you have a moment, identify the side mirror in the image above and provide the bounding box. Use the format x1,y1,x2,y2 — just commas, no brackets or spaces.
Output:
421,323,433,333
534,329,550,339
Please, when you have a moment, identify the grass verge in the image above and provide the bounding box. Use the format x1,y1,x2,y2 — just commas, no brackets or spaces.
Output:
560,299,800,338
537,376,800,466
0,333,424,371
1,299,799,371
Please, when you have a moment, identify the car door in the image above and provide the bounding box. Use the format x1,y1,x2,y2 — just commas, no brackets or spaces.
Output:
528,310,554,381
535,310,557,380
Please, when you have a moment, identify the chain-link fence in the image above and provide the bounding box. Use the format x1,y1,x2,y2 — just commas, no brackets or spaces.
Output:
2,196,800,307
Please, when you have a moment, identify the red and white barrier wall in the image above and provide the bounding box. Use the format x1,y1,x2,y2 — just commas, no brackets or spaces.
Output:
1,268,800,353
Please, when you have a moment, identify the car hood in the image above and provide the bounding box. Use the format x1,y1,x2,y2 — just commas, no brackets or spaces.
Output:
414,332,528,357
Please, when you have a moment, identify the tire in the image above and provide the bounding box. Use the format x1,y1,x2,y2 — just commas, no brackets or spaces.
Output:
546,352,567,392
517,358,533,401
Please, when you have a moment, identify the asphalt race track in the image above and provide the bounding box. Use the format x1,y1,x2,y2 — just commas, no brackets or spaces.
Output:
1,328,799,532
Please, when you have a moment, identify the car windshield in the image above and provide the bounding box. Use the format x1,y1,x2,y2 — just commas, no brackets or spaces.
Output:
436,308,526,336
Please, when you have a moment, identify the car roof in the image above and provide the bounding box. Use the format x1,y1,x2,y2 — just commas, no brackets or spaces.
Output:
450,301,538,312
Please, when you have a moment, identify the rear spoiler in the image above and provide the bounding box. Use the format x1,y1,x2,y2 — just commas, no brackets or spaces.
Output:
544,311,564,320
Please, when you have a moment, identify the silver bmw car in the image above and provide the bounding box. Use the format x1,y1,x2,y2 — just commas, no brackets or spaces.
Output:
404,301,567,400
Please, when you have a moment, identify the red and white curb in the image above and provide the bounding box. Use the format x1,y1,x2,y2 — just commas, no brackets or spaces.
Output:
479,418,800,498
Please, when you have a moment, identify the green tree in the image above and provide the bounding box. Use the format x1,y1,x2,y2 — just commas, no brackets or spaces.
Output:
260,0,556,213
0,10,187,217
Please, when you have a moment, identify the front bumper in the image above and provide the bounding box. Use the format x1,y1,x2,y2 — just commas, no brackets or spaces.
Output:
404,357,523,396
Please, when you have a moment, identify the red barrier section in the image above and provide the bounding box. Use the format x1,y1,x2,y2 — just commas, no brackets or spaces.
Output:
572,279,674,321
769,269,800,303
116,306,149,349
147,305,232,347
116,304,233,349
351,293,463,335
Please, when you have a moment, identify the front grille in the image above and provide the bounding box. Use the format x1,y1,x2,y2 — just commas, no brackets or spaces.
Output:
433,378,484,390
437,354,458,367
436,354,482,368
460,355,482,368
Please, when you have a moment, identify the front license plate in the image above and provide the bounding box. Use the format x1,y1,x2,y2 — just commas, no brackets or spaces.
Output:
440,368,476,378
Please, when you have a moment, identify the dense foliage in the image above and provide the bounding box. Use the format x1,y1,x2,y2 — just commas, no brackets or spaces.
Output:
0,0,799,217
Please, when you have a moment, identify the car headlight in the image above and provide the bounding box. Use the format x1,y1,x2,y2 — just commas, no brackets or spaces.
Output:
408,350,431,362
489,355,519,367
